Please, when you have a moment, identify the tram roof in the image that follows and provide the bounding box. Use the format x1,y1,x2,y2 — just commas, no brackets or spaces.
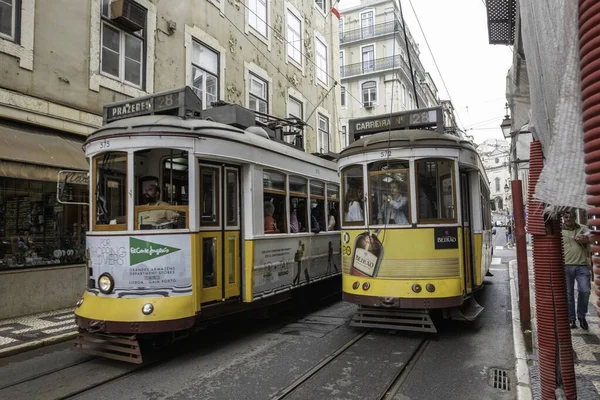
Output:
339,129,478,158
84,115,338,170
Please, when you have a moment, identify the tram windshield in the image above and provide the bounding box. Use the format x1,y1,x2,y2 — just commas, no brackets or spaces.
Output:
416,159,456,222
368,161,410,226
342,166,365,225
93,151,127,230
134,148,189,230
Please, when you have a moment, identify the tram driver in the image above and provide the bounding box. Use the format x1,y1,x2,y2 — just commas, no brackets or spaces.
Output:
377,180,409,225
139,183,179,229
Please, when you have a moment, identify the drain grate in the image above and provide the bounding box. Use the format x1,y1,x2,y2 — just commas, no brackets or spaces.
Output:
490,368,511,391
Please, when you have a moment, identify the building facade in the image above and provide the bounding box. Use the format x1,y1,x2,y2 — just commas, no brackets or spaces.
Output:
0,0,341,319
337,0,438,148
477,138,511,225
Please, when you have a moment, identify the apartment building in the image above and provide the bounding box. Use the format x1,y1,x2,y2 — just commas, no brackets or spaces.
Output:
477,139,511,224
0,0,341,319
338,0,438,147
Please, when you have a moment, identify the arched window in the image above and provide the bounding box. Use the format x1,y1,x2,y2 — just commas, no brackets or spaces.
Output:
497,198,503,210
362,81,377,105
495,177,500,192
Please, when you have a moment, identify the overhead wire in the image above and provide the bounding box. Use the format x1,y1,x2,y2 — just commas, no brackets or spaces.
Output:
405,0,466,130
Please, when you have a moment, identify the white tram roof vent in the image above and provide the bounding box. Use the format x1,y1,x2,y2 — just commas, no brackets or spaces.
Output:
245,126,271,140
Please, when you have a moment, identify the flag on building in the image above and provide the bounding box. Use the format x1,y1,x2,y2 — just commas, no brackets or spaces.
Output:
331,0,341,19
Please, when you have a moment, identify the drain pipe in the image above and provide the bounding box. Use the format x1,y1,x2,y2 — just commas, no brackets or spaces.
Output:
527,141,577,399
579,0,600,322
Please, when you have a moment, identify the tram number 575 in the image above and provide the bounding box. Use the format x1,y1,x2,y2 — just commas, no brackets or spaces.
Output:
99,139,110,149
380,150,391,157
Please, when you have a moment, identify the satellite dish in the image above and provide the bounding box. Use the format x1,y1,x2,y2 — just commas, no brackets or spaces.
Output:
245,126,270,139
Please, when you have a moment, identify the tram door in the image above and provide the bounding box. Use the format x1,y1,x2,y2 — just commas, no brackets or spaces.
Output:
198,164,241,306
460,171,475,294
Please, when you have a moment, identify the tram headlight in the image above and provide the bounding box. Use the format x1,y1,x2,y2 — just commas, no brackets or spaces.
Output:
98,273,114,294
142,303,154,315
411,284,422,293
362,282,370,291
426,284,436,293
352,281,360,290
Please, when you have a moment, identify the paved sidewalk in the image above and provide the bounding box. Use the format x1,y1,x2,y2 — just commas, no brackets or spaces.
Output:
0,308,77,358
510,258,600,399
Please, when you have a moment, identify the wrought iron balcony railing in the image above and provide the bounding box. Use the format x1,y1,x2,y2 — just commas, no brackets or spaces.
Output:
339,21,400,44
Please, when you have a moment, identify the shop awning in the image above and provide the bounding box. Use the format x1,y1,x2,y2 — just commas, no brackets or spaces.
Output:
0,120,88,182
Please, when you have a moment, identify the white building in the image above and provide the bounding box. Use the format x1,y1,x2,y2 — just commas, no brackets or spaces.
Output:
338,0,438,148
477,139,511,224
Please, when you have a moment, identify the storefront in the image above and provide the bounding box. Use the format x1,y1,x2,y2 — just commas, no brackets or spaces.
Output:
0,119,89,319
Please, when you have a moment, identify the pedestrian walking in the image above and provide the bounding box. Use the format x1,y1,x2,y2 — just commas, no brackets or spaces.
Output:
561,210,591,330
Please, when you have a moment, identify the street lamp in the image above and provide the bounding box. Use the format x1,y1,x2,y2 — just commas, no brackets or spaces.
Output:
500,102,512,139
504,183,510,193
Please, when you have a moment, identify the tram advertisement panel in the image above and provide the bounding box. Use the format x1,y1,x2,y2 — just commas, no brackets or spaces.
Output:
88,235,192,297
252,236,340,298
341,229,461,279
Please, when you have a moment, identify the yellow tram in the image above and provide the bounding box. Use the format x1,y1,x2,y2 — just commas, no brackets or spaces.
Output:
338,107,493,332
69,87,341,362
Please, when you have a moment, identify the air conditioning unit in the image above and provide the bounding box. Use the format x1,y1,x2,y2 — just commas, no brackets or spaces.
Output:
363,101,373,109
111,0,146,31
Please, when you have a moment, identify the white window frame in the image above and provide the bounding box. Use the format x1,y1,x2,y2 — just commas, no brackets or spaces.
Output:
286,90,305,146
314,0,326,17
100,21,144,89
340,84,347,109
314,31,328,88
401,82,407,106
245,61,272,117
361,80,377,106
89,0,156,97
190,42,220,109
185,25,226,110
0,0,34,70
0,0,16,41
359,9,375,38
341,125,348,149
316,109,331,154
285,2,303,70
339,17,344,39
360,43,375,74
246,0,271,50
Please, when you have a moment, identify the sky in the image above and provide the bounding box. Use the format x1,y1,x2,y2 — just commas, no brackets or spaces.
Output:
339,0,513,144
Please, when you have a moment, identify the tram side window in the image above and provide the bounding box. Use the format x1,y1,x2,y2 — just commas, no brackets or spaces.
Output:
134,149,189,230
327,184,340,231
289,175,308,233
342,165,365,225
416,159,456,222
94,152,127,229
368,162,410,226
263,170,286,234
310,181,326,233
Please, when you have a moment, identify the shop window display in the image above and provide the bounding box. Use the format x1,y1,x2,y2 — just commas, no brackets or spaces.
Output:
0,178,88,270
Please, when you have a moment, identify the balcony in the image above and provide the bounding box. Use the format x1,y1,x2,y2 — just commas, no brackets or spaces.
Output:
340,21,399,44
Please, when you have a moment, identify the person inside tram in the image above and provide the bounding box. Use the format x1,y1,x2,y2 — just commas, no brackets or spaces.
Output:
290,207,300,233
344,186,364,222
328,206,338,230
139,183,179,229
264,201,279,234
377,180,409,225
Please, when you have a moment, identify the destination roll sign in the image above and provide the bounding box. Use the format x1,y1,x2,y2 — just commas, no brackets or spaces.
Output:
349,106,444,140
103,86,203,124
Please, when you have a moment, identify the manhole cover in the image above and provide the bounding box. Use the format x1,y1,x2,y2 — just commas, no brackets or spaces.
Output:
490,368,511,391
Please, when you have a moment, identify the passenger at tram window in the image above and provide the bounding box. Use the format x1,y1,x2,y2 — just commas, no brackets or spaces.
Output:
296,200,308,232
377,180,409,225
290,208,300,233
310,202,322,233
328,206,338,230
139,183,179,228
344,187,364,222
264,201,280,234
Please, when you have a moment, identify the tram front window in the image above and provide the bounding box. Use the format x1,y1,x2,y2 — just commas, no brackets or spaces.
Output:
368,161,410,226
134,149,189,230
416,159,456,222
93,152,127,230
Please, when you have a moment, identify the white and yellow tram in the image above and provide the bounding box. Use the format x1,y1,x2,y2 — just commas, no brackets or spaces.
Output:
72,87,341,362
338,107,493,332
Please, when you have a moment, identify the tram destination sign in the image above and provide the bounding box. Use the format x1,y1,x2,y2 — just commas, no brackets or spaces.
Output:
103,86,203,124
349,107,444,140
